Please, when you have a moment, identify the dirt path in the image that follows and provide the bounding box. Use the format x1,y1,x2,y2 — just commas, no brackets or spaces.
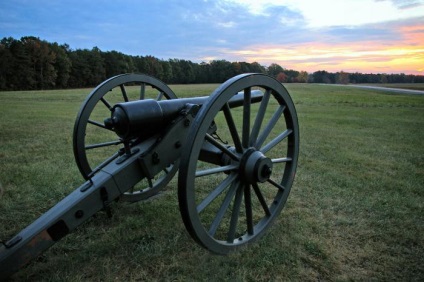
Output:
331,84,424,95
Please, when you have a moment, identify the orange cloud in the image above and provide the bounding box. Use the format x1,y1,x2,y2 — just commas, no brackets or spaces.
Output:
221,43,423,75
217,23,424,75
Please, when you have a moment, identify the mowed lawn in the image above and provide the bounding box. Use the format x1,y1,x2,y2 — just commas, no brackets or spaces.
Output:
0,82,423,281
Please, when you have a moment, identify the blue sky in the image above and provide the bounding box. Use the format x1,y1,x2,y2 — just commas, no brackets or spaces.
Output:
1,0,423,74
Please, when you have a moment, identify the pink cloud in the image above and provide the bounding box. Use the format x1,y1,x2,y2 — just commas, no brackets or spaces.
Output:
219,21,424,75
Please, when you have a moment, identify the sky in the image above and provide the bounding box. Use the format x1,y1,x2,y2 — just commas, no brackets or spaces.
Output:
1,0,423,75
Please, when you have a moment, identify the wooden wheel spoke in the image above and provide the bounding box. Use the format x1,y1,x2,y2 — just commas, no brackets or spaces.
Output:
197,173,237,213
244,184,254,235
120,84,129,102
88,119,108,129
272,157,292,163
100,97,112,110
223,104,243,152
242,87,251,148
267,178,285,192
208,179,239,236
128,186,135,193
256,105,286,148
250,89,271,147
227,182,244,242
163,166,171,174
252,183,271,217
156,91,164,100
85,140,122,150
261,129,293,154
140,83,146,100
205,133,239,161
195,165,238,177
147,177,153,188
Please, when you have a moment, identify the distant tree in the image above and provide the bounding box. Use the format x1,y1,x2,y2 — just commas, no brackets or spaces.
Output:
49,42,71,88
161,60,173,83
336,71,350,84
88,47,106,85
145,55,163,79
198,61,211,83
168,59,196,83
276,72,288,83
2,35,424,90
312,70,331,83
250,62,266,74
133,55,148,74
21,36,57,89
307,73,314,83
231,62,242,76
296,71,308,83
349,72,360,83
6,37,37,89
103,50,134,78
168,59,182,83
267,63,284,78
0,37,16,89
68,48,105,87
398,73,407,83
209,60,233,82
283,69,299,82
379,74,388,84
180,59,196,83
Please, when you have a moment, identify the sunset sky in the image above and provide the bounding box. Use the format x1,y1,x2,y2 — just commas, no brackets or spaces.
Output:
1,0,423,75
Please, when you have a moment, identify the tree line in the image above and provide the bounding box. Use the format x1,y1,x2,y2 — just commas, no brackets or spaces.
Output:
1,36,423,91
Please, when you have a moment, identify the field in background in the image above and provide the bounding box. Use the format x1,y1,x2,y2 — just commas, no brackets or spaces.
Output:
0,83,423,281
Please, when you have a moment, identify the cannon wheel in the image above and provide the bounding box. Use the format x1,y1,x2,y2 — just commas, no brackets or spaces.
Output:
178,73,299,254
73,73,178,202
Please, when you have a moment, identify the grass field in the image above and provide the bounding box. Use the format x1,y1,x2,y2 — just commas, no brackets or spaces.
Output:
0,82,423,281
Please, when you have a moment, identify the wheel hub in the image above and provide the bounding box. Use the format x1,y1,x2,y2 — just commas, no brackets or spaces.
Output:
240,148,273,184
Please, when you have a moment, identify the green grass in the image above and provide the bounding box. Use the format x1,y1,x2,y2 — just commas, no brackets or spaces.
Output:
0,83,423,281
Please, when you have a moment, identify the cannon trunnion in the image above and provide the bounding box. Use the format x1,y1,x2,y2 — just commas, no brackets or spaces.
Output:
0,73,299,278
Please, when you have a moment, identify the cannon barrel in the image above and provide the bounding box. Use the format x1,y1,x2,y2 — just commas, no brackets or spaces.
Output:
106,90,263,139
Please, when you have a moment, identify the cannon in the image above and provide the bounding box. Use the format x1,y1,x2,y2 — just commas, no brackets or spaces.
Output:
0,73,299,278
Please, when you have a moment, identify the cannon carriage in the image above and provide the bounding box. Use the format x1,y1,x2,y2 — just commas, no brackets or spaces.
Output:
0,73,299,278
